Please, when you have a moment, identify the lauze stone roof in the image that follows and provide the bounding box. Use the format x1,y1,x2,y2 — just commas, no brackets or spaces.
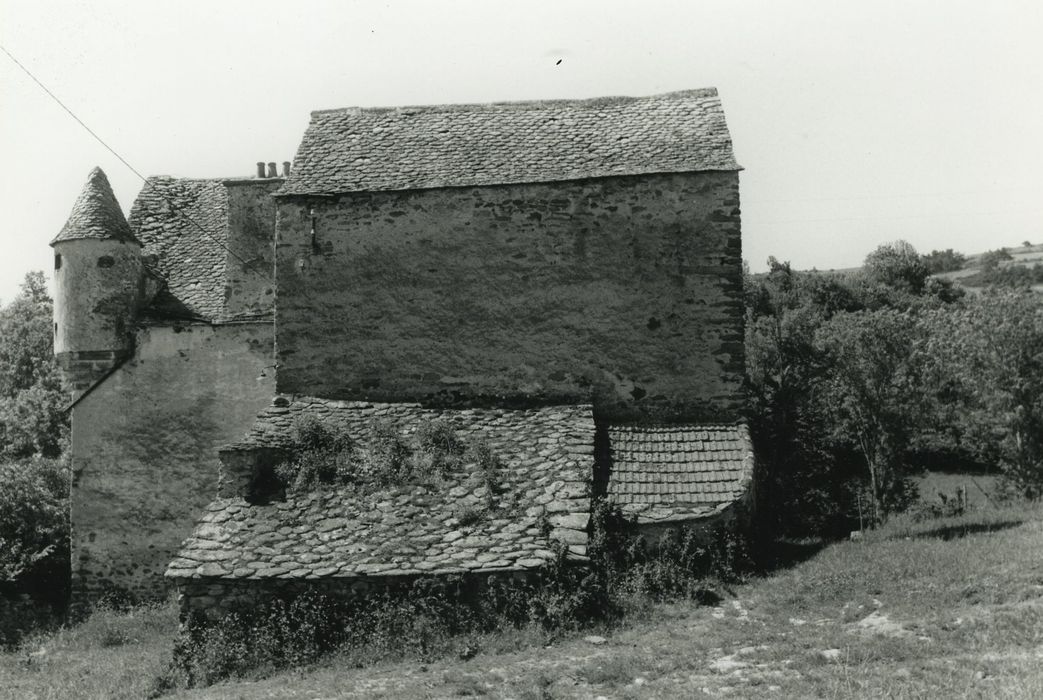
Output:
128,177,230,320
280,88,740,196
52,167,139,245
606,424,754,524
167,399,594,582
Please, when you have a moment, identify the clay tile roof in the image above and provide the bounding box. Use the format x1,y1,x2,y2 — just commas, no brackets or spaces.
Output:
606,423,754,524
279,88,740,196
166,400,594,581
52,167,139,245
127,177,229,320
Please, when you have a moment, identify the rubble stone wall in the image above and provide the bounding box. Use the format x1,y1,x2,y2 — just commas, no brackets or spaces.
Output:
275,171,743,423
174,570,543,623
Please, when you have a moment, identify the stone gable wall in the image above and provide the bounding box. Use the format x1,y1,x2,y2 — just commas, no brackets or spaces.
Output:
69,322,274,605
223,180,280,318
275,171,743,423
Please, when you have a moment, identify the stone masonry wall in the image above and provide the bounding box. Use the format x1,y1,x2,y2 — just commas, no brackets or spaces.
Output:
275,171,743,423
174,569,543,623
223,180,281,319
69,321,274,605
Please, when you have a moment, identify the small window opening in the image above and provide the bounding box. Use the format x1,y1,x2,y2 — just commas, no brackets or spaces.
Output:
54,253,62,270
97,255,115,268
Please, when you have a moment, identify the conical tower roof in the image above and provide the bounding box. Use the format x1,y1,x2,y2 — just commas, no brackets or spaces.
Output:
51,167,139,245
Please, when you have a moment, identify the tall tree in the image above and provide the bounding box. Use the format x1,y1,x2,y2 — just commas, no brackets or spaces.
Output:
0,272,67,457
815,309,924,522
923,292,1043,497
864,240,930,295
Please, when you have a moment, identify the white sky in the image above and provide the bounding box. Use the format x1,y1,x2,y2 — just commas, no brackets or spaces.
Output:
1,0,1041,303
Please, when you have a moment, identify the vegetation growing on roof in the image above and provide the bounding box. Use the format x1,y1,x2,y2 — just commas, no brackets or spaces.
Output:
274,415,502,500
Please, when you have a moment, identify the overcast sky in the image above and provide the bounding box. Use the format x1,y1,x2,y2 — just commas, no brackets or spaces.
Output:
1,0,1041,302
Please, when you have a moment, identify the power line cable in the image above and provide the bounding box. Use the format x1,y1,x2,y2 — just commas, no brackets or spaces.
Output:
1,44,261,273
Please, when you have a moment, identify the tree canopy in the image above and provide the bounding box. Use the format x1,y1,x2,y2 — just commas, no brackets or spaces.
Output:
0,272,67,458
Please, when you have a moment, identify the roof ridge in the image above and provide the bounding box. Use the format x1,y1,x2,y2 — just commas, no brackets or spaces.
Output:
309,87,720,117
283,87,739,196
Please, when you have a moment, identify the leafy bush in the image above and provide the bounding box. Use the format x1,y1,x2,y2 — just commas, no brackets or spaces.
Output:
0,457,69,592
157,499,751,689
921,248,968,274
911,488,967,522
161,563,597,690
276,416,501,499
864,240,930,294
979,247,1013,272
274,415,358,491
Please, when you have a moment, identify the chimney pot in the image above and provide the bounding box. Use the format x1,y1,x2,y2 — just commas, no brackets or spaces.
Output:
267,162,277,178
282,161,291,177
256,162,266,178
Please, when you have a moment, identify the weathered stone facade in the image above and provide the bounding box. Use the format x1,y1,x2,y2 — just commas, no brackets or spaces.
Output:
54,170,282,606
54,87,755,608
168,400,593,619
177,570,541,623
275,171,743,422
69,322,274,602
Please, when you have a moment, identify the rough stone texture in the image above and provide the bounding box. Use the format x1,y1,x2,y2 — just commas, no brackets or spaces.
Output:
275,171,743,423
52,236,144,398
127,177,280,321
168,401,593,582
173,570,541,622
604,424,755,524
223,180,280,319
629,499,749,549
280,88,739,196
52,167,139,244
69,322,274,604
128,178,229,320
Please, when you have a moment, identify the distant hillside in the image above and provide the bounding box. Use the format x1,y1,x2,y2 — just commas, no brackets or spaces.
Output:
933,242,1043,292
780,242,1043,292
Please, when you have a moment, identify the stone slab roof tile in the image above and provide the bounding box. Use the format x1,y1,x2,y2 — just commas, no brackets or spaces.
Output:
167,400,594,581
280,88,740,196
127,177,229,320
606,423,754,524
52,167,139,245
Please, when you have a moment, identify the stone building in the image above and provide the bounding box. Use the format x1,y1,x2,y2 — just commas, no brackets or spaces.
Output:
52,87,753,609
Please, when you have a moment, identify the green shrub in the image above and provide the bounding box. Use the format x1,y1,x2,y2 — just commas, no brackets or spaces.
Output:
364,419,413,485
415,418,465,472
0,456,70,625
157,499,750,690
274,416,359,491
464,438,500,508
276,416,503,497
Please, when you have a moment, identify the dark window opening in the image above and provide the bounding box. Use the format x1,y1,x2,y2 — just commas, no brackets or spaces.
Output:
54,253,62,270
97,255,115,268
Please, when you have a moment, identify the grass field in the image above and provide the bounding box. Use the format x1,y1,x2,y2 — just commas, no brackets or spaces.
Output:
3,501,1042,699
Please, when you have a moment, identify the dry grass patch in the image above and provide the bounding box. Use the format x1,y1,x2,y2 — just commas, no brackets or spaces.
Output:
0,599,178,700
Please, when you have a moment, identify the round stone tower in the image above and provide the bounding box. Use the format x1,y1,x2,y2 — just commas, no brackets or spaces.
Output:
50,167,144,396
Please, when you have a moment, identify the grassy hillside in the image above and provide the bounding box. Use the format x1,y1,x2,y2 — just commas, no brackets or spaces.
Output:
789,242,1043,292
934,243,1043,291
3,500,1042,699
